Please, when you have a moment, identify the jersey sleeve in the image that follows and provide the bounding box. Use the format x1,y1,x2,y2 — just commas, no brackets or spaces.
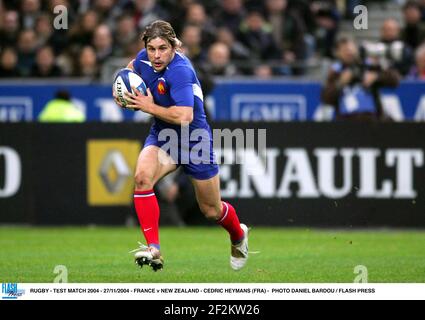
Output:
169,66,195,107
132,50,145,76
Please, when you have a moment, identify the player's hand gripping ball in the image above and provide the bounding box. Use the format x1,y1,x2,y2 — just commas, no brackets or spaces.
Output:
113,68,147,108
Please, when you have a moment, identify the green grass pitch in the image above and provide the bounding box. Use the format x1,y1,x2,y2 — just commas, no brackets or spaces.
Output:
1,226,424,283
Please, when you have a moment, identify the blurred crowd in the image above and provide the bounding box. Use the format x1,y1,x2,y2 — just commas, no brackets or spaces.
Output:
0,0,425,82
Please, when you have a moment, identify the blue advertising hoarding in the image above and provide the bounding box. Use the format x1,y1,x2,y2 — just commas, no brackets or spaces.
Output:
211,80,321,121
211,79,425,122
0,80,424,122
0,82,149,122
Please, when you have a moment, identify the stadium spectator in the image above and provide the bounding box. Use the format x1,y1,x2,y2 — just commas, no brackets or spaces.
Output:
179,24,206,65
167,0,196,35
92,24,114,64
420,0,425,21
375,18,413,76
20,0,42,29
49,0,74,11
401,1,425,50
73,0,91,13
0,0,419,81
113,15,138,57
213,0,247,35
121,37,145,60
34,14,53,48
124,0,169,30
310,0,340,58
38,90,86,122
0,10,20,47
408,44,425,80
237,10,280,61
73,45,100,79
69,10,99,48
321,37,400,121
264,0,307,64
0,47,21,77
288,0,316,35
196,42,239,96
343,0,362,19
16,29,38,76
215,27,250,61
202,42,239,77
92,0,116,25
253,64,274,78
185,2,216,48
30,46,63,77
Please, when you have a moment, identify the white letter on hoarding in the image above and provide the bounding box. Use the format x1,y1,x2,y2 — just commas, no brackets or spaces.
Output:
239,148,279,198
0,147,21,197
216,148,237,197
277,149,319,198
386,149,423,198
96,99,124,122
357,149,393,198
414,95,425,121
314,148,354,198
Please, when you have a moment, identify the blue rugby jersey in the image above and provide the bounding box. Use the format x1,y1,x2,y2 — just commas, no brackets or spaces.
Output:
133,49,210,135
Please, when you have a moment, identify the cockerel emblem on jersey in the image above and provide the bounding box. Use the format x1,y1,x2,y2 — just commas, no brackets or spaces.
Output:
157,78,167,95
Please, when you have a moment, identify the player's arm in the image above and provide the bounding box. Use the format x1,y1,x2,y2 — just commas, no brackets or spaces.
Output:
125,88,193,125
125,66,195,125
126,59,135,71
146,99,193,124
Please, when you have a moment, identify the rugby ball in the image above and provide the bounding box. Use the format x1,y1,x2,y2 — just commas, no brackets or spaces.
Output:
113,68,148,107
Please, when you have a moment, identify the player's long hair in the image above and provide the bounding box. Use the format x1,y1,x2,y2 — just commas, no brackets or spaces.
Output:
142,20,182,50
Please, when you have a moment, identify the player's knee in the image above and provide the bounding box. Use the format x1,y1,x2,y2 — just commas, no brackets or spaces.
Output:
199,203,221,220
134,171,154,190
